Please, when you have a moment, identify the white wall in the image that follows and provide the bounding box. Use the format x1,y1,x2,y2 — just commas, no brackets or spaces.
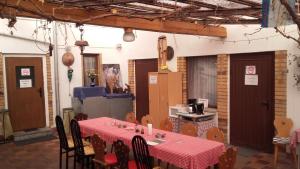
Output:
0,18,299,131
0,18,55,127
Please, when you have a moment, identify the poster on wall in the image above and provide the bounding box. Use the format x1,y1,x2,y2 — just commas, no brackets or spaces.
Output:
16,66,35,88
103,64,123,90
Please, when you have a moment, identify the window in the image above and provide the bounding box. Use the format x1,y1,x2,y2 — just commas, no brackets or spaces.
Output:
82,54,99,86
187,56,217,108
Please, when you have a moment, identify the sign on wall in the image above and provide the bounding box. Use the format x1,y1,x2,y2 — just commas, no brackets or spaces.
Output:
149,75,157,84
245,65,258,86
245,65,256,75
16,66,35,88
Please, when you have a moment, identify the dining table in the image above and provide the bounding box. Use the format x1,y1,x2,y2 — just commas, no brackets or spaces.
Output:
291,129,300,169
79,117,225,169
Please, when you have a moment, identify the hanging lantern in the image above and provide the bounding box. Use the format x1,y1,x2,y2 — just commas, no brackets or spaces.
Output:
75,27,89,55
62,46,74,67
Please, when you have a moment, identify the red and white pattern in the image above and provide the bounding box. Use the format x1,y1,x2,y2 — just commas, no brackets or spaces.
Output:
169,117,216,137
79,117,225,169
290,129,300,149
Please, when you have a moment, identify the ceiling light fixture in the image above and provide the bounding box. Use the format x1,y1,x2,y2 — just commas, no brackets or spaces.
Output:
123,28,135,42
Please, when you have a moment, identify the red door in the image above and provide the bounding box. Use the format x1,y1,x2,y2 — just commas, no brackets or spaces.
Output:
230,52,274,152
135,59,158,122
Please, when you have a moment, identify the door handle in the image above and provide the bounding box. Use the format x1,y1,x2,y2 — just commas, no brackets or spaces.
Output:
38,87,43,98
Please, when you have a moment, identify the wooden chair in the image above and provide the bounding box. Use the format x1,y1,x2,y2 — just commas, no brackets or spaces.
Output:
206,127,225,143
126,112,136,123
74,113,88,121
132,135,153,169
56,115,75,169
273,117,294,167
113,140,137,169
159,118,173,132
91,134,118,169
141,115,153,126
180,123,198,137
70,119,95,169
218,147,238,169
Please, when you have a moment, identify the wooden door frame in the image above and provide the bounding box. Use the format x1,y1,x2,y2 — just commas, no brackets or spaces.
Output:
229,52,275,151
3,54,50,127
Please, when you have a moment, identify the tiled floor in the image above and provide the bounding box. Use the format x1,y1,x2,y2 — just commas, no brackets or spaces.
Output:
0,138,296,169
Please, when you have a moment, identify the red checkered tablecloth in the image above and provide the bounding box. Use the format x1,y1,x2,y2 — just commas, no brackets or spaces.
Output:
291,129,300,148
79,117,225,169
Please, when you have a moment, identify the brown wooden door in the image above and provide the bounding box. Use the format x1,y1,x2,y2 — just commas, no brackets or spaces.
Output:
135,59,158,122
230,52,274,153
6,57,46,131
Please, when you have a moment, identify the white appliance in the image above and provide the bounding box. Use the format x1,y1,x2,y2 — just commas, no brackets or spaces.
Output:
169,106,189,118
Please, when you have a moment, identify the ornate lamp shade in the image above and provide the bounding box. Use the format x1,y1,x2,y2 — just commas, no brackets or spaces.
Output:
123,28,135,42
62,52,75,67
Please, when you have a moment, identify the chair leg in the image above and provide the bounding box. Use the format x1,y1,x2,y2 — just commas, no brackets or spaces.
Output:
74,154,76,169
59,147,62,169
291,148,298,168
81,157,84,169
274,144,279,168
66,151,69,169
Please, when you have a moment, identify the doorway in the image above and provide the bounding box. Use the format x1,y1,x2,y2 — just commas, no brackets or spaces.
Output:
135,59,158,122
6,57,46,131
230,52,274,153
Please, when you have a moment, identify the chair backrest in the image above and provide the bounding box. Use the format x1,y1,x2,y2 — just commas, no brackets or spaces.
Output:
91,134,106,162
141,115,153,126
207,127,225,143
274,117,293,137
159,118,173,132
180,123,198,137
219,147,238,169
126,112,136,123
114,140,130,169
74,113,88,121
132,135,153,169
70,119,85,156
55,115,69,150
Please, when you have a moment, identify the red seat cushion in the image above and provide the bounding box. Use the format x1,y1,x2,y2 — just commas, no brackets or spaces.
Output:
128,160,137,169
104,153,118,165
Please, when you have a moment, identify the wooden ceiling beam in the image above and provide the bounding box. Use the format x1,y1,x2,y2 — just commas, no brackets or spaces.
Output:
226,0,261,7
176,0,227,9
188,7,261,18
0,0,227,37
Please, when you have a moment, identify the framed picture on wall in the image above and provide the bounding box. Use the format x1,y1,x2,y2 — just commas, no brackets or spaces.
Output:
103,64,123,93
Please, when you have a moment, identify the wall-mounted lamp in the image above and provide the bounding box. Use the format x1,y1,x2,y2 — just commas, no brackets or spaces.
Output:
123,28,135,42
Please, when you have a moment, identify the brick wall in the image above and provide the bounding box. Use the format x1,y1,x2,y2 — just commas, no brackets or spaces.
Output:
0,53,4,109
46,56,54,127
216,54,229,142
128,60,136,112
274,51,287,117
177,57,187,104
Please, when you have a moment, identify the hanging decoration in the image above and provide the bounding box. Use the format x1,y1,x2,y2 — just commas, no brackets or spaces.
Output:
75,25,89,55
62,45,74,96
68,68,74,82
157,35,168,71
62,46,74,82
